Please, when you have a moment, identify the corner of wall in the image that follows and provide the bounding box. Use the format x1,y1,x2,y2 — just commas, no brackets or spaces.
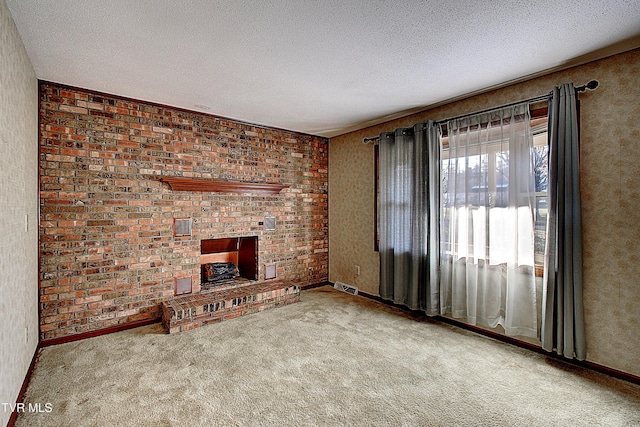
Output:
1,0,40,425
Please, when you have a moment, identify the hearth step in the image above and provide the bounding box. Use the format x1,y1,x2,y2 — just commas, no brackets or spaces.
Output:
161,281,300,334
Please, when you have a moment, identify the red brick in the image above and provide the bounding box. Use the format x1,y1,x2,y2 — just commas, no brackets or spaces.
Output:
39,82,327,340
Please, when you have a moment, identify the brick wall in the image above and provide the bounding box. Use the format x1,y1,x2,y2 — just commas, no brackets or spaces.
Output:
38,82,328,340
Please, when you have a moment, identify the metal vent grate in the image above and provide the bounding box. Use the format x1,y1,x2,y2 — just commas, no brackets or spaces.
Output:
264,216,276,231
175,277,192,295
174,218,192,236
265,264,277,280
334,281,358,295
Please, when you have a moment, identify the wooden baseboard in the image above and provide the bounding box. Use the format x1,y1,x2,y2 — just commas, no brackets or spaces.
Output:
40,318,160,348
7,345,40,427
300,280,331,290
433,314,640,385
346,285,640,386
578,360,640,385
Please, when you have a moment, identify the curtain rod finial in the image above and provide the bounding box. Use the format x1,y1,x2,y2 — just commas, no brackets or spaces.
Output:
363,136,379,144
576,80,599,92
586,80,599,90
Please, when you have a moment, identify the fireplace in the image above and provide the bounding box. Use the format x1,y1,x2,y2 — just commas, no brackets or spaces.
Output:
200,237,258,290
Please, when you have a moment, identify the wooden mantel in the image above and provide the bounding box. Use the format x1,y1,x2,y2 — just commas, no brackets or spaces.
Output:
161,177,288,194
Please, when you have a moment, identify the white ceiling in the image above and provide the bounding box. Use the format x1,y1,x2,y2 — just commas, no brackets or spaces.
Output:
6,0,640,137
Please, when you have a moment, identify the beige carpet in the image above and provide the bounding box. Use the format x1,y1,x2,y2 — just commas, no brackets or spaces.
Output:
16,286,640,426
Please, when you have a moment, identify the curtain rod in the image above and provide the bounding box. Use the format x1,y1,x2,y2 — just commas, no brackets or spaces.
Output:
363,80,599,144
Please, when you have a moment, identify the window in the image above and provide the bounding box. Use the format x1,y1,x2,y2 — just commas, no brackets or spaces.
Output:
441,115,548,267
374,107,548,271
531,119,549,269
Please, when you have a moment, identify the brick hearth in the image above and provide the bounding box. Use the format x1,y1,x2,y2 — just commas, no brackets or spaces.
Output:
161,281,300,333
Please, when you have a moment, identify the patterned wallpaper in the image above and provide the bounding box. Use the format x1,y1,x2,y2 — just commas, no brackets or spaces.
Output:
329,48,640,377
0,0,39,424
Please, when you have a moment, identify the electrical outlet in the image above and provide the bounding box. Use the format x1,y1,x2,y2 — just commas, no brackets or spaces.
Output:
355,265,361,276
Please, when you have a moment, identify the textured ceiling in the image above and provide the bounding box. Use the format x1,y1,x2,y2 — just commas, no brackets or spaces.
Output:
6,0,640,137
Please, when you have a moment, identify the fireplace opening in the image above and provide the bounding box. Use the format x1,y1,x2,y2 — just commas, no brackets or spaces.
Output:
200,237,258,290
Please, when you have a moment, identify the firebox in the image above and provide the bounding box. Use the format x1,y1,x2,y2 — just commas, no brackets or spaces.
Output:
200,237,258,290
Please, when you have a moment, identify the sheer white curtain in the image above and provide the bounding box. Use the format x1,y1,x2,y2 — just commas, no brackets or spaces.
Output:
440,104,538,337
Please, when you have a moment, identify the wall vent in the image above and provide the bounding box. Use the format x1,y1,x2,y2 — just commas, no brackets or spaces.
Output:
334,281,358,296
264,216,276,231
174,218,192,236
175,277,193,295
265,264,277,280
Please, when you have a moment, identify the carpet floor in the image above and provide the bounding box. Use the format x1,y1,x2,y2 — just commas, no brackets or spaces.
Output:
16,286,640,426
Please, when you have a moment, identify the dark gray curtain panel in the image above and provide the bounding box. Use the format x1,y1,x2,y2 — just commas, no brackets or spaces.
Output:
541,83,586,360
378,121,440,314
